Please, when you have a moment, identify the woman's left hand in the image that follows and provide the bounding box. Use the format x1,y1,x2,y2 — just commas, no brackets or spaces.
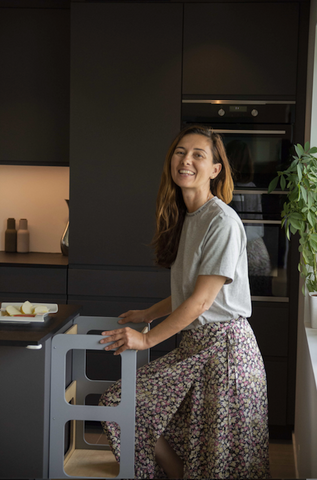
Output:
100,327,149,355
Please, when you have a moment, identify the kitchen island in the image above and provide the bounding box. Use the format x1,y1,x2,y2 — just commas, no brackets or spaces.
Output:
0,304,81,479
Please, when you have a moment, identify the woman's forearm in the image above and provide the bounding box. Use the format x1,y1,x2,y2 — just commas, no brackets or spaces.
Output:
145,296,201,348
145,296,172,323
145,275,226,348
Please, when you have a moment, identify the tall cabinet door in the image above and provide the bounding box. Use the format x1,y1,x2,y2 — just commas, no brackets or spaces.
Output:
69,3,182,267
0,6,70,165
183,2,299,97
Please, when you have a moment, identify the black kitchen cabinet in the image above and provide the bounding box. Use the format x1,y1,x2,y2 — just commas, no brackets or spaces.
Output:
183,2,299,97
249,301,291,429
68,2,182,365
0,252,68,304
69,2,182,267
0,5,70,165
0,305,80,479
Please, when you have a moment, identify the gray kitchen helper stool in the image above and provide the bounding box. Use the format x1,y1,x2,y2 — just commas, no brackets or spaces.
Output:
49,316,149,479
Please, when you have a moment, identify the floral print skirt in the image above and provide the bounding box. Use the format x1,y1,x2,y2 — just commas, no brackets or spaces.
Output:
98,317,271,479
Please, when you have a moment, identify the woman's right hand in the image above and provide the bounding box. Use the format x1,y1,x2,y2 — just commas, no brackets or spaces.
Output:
118,309,151,325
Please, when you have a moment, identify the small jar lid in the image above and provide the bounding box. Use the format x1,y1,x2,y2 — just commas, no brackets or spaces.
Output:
7,218,16,229
19,218,28,229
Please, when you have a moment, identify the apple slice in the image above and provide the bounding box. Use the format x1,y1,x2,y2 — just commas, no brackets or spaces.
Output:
32,305,49,315
6,305,23,316
21,301,34,314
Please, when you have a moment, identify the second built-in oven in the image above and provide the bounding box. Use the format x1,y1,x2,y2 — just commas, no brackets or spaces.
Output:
182,99,296,301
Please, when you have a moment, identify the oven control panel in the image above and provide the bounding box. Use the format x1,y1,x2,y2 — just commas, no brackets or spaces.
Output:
182,100,295,124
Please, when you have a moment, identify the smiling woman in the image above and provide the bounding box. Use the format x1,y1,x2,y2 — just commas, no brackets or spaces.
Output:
153,126,233,269
99,125,270,480
170,134,222,211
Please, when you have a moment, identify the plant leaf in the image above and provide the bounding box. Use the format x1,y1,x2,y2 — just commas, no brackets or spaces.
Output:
297,164,302,182
288,213,303,231
296,143,306,157
307,210,315,227
280,175,286,191
304,141,310,152
300,185,307,203
290,224,298,235
309,234,317,251
268,176,279,193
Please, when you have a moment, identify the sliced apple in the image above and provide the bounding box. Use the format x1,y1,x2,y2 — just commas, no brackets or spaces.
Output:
6,305,23,316
32,305,49,315
21,301,34,314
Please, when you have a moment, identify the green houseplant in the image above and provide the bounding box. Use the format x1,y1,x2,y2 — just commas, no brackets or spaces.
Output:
268,142,317,307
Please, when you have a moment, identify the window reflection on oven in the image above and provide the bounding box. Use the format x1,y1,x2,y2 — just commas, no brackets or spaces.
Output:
230,195,288,298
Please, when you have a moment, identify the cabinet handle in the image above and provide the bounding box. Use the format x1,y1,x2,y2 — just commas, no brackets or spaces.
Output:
242,219,281,225
26,344,42,350
212,129,286,135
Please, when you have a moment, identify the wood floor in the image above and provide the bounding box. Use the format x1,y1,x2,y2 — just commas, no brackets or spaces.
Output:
269,440,297,479
62,431,297,479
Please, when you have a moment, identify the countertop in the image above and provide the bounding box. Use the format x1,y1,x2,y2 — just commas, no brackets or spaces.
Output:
0,304,81,346
0,251,68,266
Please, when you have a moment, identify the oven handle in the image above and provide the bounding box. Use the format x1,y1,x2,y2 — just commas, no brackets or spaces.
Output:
242,219,281,225
212,129,286,135
233,189,287,195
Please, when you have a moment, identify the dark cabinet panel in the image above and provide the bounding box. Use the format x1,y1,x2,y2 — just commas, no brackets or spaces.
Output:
265,359,288,426
68,268,170,299
249,302,289,357
67,296,155,318
183,2,299,97
0,306,79,478
0,293,67,305
0,342,51,477
69,3,182,266
0,266,67,295
0,7,70,165
249,301,290,429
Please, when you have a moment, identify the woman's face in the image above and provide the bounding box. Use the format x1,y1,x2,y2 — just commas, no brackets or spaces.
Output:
171,134,221,195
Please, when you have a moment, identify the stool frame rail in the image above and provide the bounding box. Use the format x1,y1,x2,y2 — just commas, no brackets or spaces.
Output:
49,316,148,479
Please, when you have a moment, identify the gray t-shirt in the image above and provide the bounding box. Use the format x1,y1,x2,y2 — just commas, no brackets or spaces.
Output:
171,196,252,329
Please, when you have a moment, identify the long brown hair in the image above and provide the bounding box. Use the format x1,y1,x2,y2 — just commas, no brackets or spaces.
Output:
152,125,234,268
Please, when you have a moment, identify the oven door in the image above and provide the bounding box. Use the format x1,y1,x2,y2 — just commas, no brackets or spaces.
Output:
231,191,289,301
212,124,292,190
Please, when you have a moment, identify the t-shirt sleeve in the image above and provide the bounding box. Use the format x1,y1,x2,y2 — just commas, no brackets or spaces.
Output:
198,216,245,284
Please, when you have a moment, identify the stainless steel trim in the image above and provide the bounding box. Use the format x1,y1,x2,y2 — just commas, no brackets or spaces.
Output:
212,129,286,135
251,296,289,302
233,189,287,195
182,99,296,105
242,219,281,225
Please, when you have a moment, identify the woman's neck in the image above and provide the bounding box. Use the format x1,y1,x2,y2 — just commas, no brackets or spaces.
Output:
182,189,213,213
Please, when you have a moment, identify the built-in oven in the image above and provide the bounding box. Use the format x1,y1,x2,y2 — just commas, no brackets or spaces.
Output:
182,99,296,301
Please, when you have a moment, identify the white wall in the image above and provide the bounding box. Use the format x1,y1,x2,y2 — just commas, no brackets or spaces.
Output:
0,166,69,253
294,1,317,478
305,0,317,145
310,25,317,147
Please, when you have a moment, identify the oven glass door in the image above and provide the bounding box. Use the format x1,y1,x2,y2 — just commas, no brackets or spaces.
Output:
213,124,292,189
231,192,289,300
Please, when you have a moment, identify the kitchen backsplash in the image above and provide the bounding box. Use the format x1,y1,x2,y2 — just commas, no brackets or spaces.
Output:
0,165,69,253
